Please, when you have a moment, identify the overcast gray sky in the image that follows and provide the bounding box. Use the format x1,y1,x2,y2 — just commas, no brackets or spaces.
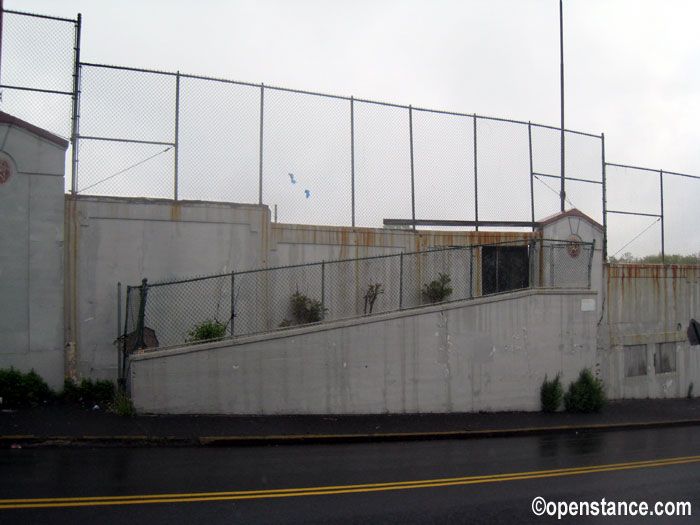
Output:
7,0,700,256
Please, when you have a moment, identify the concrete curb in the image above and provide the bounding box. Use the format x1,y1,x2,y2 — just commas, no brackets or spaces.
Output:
3,418,700,448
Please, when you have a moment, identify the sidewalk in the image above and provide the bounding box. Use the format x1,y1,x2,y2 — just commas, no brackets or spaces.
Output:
2,398,700,447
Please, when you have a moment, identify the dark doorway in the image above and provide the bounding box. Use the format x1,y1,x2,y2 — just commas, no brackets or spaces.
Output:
482,246,529,295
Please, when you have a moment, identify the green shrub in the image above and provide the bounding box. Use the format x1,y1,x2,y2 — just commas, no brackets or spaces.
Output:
110,391,135,417
290,291,326,324
564,368,606,413
61,377,81,403
540,374,563,413
187,319,227,342
0,367,54,407
61,378,115,404
423,273,453,304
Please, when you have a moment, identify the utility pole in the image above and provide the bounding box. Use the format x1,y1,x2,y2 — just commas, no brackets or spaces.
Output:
559,0,566,212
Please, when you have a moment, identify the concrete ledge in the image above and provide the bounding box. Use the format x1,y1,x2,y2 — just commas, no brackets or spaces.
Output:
131,287,598,362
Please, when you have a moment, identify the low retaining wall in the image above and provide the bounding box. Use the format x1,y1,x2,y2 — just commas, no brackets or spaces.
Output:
130,289,598,414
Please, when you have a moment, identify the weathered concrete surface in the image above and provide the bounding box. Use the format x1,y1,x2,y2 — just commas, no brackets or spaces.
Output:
66,194,536,380
0,113,68,389
130,289,598,414
600,264,700,399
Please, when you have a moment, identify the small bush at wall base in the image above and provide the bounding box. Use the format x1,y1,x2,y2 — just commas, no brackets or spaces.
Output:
564,368,606,413
540,374,563,413
110,391,136,417
0,367,54,407
187,319,228,342
61,378,115,405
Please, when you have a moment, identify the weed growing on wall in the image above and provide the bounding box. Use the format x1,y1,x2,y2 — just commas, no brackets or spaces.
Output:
423,273,453,304
290,291,326,324
540,374,563,412
186,319,227,342
363,283,383,314
564,368,606,413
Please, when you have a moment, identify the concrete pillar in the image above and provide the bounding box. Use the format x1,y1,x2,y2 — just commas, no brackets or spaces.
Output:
0,112,68,389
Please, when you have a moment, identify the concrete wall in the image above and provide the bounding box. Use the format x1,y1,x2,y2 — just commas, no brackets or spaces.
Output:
66,194,534,380
130,288,598,414
0,114,68,389
599,264,700,399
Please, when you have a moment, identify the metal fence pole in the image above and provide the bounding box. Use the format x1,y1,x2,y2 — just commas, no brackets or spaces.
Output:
259,83,265,205
174,71,180,200
136,278,148,350
587,239,595,289
409,106,416,231
473,115,479,231
399,253,404,309
601,133,607,260
469,247,474,299
117,281,122,383
528,122,535,230
321,261,326,320
351,96,355,227
70,13,82,194
660,169,665,264
121,286,131,386
559,0,566,212
230,272,235,337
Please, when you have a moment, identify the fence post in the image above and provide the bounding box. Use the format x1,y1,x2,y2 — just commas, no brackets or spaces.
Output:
587,239,595,289
659,170,665,264
174,71,180,200
409,106,416,231
469,247,473,299
601,133,607,261
259,83,265,205
70,14,82,194
121,286,131,388
473,115,479,231
351,96,355,227
230,272,235,337
136,278,149,351
321,261,326,320
528,122,535,230
528,240,534,290
117,281,122,384
399,253,404,309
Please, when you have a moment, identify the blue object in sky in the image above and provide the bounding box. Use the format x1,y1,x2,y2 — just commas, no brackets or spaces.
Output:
289,173,296,184
305,189,310,199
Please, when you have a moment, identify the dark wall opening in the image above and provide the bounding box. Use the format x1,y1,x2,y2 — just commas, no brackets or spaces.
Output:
482,246,529,295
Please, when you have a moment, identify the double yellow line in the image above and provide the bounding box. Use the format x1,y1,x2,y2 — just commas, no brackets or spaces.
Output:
2,455,699,510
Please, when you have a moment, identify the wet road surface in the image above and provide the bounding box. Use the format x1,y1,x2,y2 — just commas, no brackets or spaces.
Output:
1,426,699,523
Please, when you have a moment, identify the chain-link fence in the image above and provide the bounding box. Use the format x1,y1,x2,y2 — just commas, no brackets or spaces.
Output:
72,63,605,231
605,163,700,261
4,8,698,260
0,9,78,192
120,239,594,367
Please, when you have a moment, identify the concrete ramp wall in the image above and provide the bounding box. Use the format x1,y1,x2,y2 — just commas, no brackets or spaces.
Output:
130,289,598,414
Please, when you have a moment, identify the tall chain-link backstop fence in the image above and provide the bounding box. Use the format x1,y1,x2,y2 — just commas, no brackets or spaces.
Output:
3,8,699,260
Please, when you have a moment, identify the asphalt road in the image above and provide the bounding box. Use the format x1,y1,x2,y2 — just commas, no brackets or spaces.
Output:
1,426,699,524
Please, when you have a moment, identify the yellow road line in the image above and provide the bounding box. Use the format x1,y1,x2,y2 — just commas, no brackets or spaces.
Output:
2,455,699,510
